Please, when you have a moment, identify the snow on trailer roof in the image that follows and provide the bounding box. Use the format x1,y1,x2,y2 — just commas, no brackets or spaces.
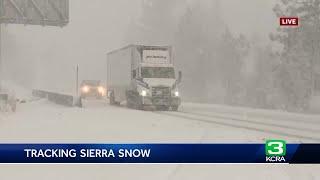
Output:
107,44,172,55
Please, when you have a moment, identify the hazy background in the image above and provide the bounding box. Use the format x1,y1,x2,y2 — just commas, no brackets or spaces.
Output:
2,0,140,94
2,0,277,94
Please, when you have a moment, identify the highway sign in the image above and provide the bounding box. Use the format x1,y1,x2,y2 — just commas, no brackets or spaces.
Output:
0,0,68,27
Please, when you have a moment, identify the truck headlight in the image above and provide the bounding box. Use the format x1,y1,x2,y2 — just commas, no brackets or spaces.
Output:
141,90,147,97
82,86,90,93
174,91,179,97
98,86,106,95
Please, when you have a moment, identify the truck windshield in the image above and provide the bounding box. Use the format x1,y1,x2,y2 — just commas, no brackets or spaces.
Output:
141,67,175,79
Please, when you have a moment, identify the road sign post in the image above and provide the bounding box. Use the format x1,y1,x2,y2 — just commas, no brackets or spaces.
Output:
0,24,2,89
76,65,79,97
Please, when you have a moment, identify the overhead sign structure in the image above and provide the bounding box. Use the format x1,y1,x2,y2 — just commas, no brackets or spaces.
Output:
0,0,69,89
0,0,69,27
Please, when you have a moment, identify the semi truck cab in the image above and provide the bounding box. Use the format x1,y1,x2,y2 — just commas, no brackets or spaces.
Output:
133,65,181,111
107,45,182,111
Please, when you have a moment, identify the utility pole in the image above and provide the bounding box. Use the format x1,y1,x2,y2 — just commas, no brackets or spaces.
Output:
0,24,2,90
76,65,79,96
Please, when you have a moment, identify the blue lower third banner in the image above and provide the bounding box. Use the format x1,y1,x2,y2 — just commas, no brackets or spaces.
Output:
0,143,319,164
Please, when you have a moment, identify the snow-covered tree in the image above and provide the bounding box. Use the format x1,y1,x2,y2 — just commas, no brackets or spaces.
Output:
271,0,320,111
126,0,187,45
175,0,250,104
127,0,251,104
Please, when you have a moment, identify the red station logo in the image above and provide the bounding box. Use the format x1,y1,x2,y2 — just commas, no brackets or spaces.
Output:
280,17,299,26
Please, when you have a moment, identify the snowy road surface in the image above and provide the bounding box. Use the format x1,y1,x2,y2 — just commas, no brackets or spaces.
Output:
1,99,319,143
0,99,320,179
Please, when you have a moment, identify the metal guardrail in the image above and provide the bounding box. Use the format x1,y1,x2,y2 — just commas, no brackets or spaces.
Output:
32,90,48,99
32,89,81,107
48,92,74,107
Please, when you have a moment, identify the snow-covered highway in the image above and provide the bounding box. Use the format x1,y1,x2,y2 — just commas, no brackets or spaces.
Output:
1,98,320,143
0,98,320,179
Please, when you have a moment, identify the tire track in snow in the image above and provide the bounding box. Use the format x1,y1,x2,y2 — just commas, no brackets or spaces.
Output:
155,111,320,142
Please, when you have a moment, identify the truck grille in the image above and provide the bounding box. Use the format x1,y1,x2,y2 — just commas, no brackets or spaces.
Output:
152,87,171,98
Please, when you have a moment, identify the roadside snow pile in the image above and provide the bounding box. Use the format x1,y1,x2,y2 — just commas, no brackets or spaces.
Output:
1,80,32,101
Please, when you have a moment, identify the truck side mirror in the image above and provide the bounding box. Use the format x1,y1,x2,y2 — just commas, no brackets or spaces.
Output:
178,71,182,84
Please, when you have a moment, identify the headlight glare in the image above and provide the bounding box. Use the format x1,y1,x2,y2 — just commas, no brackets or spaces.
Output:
98,86,106,95
82,86,90,93
141,90,147,97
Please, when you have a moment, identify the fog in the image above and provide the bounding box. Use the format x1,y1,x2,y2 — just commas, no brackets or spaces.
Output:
2,0,275,91
2,0,141,93
4,0,318,113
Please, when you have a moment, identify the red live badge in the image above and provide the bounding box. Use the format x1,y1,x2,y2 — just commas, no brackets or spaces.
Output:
280,17,299,26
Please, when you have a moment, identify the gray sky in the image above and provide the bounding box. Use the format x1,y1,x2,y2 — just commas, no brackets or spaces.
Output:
3,0,141,92
219,0,277,42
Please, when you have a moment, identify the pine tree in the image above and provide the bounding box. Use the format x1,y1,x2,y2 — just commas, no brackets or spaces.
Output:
174,0,249,104
271,0,320,111
174,1,220,102
126,0,186,45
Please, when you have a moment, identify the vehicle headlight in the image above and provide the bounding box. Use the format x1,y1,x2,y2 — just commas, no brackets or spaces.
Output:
141,90,147,97
174,91,179,97
98,86,106,95
82,86,90,93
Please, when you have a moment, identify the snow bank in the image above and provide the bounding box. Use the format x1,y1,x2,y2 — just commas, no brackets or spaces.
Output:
1,80,32,100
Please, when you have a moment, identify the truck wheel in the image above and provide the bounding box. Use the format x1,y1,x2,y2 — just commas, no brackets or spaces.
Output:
126,98,135,108
164,106,170,111
134,100,143,110
126,90,134,109
109,91,116,105
156,106,169,111
132,92,143,110
171,106,179,111
126,99,132,108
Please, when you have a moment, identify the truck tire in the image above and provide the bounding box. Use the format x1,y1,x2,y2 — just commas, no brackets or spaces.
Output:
133,97,142,110
142,105,155,111
171,106,179,111
126,90,134,108
156,106,169,111
126,90,143,110
109,91,116,105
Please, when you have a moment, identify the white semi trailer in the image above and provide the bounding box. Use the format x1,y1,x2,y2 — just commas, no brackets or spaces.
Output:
107,45,182,111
